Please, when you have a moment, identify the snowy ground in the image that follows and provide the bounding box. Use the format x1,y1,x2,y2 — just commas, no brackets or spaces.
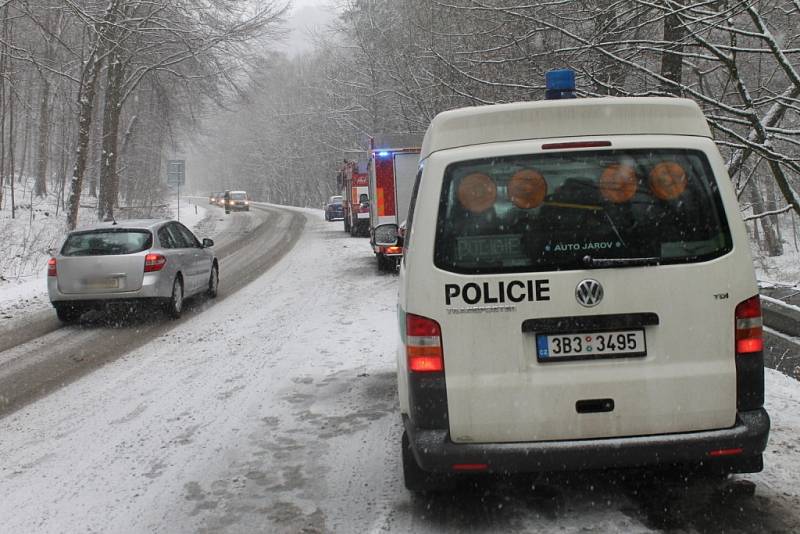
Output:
1,211,799,533
0,191,227,322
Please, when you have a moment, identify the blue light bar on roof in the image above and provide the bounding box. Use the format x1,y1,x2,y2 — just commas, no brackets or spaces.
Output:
377,151,390,157
545,69,577,100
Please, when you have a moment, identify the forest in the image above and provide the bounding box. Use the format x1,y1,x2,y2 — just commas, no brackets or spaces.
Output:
1,0,799,256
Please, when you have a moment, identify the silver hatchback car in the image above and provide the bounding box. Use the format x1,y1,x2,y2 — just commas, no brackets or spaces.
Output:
47,219,219,322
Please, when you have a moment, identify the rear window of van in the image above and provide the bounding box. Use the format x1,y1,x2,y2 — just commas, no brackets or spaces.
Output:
434,149,732,274
62,230,152,256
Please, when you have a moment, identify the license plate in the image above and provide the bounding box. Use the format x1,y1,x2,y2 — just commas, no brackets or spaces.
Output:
85,277,119,290
536,329,646,362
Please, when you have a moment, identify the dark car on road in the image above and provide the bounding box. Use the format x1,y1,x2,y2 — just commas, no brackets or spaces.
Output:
325,195,344,221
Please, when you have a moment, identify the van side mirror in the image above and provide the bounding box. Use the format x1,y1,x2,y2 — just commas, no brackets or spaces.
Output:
202,238,214,248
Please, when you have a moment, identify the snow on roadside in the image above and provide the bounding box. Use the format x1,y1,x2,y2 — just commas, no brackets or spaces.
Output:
753,369,800,500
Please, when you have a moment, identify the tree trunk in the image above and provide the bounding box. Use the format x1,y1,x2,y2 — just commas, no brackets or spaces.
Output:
35,77,50,197
66,53,105,230
98,52,125,221
0,4,7,211
8,64,16,219
660,7,686,96
65,0,121,230
88,83,104,198
750,177,782,256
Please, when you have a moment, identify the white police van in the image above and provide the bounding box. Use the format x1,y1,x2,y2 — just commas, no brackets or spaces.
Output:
397,70,769,492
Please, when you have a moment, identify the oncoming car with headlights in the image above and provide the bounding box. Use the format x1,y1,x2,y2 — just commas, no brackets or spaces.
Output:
224,190,250,212
47,219,219,322
397,89,769,492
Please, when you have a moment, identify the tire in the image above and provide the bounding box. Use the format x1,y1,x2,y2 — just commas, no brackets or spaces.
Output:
207,263,219,298
206,262,219,299
344,216,350,233
377,254,397,272
165,275,184,319
54,302,84,323
402,431,455,493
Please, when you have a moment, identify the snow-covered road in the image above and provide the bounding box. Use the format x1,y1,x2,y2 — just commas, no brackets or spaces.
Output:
1,211,799,533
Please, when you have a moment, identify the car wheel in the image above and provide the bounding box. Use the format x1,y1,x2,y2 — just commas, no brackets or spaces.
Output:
344,217,350,233
54,302,84,323
402,431,455,493
207,263,219,298
165,276,184,318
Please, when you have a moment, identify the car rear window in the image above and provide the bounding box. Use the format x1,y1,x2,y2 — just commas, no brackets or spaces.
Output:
434,149,732,274
61,229,152,256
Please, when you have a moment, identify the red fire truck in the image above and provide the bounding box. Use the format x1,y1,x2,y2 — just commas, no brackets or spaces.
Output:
367,134,422,270
336,159,370,236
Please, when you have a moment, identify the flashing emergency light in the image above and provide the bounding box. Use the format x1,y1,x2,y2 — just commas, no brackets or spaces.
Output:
545,69,577,100
377,151,390,157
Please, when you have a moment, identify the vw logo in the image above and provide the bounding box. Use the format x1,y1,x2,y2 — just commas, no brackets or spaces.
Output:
576,279,603,307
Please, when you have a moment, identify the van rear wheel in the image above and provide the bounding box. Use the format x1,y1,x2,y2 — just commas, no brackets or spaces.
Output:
402,431,455,493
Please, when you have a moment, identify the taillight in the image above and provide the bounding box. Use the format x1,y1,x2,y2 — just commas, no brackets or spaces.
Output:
47,257,57,277
735,296,763,354
452,463,488,472
406,313,443,372
144,253,167,272
708,447,743,458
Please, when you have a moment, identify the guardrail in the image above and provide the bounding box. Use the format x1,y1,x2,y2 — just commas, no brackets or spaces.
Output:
760,290,800,380
761,295,800,337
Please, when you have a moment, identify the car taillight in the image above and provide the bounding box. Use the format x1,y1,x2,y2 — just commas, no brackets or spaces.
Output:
735,295,763,354
144,253,167,272
406,313,443,372
47,257,57,277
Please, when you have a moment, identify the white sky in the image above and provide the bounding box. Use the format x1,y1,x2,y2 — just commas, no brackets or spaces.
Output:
280,0,337,56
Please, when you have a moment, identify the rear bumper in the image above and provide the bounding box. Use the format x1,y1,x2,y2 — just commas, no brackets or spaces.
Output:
405,408,770,474
373,245,403,257
48,272,171,302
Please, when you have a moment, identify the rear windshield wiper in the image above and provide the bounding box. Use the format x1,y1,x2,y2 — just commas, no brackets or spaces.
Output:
582,255,662,268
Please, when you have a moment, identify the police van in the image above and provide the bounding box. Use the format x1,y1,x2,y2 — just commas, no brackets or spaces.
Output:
397,72,769,492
